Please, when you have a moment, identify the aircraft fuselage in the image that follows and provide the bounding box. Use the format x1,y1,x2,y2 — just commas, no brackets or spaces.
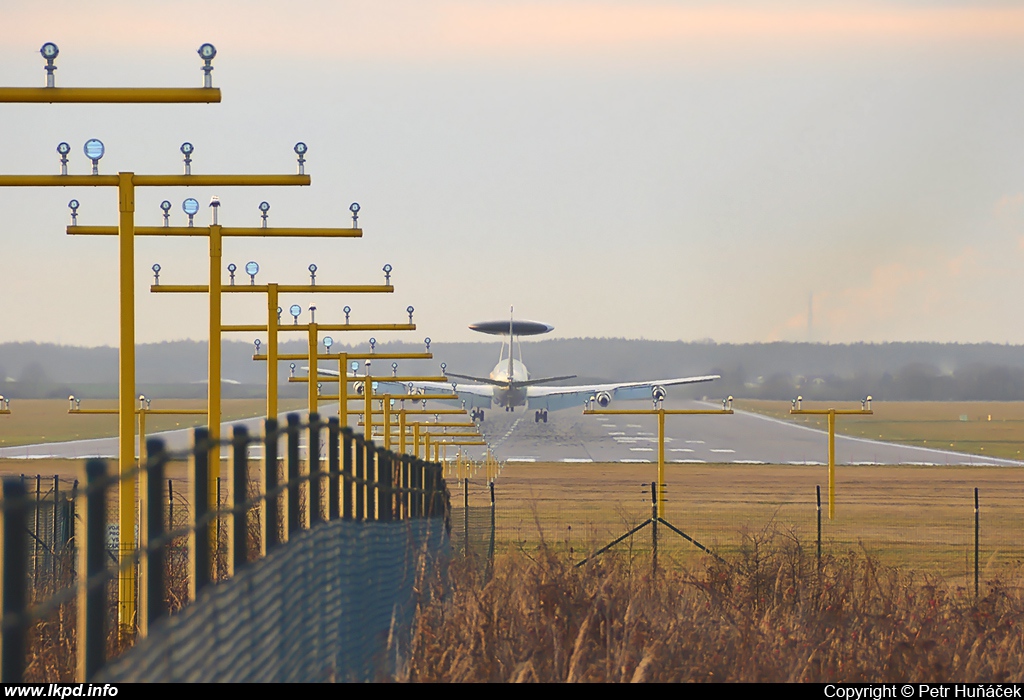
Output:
490,358,528,409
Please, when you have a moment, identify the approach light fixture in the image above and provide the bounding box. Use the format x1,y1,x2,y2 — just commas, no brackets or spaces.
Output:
277,306,282,323
440,362,447,375
323,336,333,353
392,362,399,377
209,195,220,225
259,201,270,228
56,142,70,175
151,263,161,285
424,336,431,351
294,142,307,175
245,261,259,284
382,263,392,285
350,360,359,374
67,199,79,225
160,200,172,226
289,363,296,379
309,303,317,323
865,395,872,411
41,42,58,87
83,139,104,175
183,197,200,227
343,305,351,324
349,202,360,227
227,263,237,285
180,142,194,175
289,304,302,324
198,43,217,88
308,263,317,285
254,338,261,355
68,394,75,411
369,337,376,353
406,305,414,323
317,382,322,397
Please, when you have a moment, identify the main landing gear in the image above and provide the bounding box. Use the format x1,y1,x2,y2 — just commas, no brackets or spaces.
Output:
534,409,548,423
471,408,485,422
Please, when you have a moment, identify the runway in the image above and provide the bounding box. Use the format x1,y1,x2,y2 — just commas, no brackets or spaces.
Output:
0,399,1019,466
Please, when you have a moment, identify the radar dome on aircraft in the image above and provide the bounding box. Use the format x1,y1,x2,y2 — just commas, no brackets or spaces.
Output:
469,319,554,336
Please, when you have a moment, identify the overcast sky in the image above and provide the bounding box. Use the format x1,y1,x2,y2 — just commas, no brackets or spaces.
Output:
4,1,1024,348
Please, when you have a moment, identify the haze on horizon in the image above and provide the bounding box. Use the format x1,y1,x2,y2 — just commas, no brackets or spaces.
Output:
3,1,1024,349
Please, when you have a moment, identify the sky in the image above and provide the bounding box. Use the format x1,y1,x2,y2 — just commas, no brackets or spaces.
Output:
3,1,1024,348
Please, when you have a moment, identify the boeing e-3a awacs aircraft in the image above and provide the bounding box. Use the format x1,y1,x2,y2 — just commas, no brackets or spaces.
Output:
376,310,720,423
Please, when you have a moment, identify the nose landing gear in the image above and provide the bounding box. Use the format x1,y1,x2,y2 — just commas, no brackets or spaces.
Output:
534,409,548,423
471,408,486,422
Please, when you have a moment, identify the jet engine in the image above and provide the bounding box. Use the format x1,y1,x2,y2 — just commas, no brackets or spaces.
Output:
595,391,612,407
652,385,667,402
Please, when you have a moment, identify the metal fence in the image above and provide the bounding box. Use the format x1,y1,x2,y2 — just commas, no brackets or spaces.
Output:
0,412,451,682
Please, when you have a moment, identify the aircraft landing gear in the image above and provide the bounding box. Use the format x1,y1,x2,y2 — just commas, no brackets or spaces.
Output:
471,408,485,422
534,409,548,423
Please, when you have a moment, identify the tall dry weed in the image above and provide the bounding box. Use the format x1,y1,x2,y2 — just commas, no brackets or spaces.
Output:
404,531,1024,682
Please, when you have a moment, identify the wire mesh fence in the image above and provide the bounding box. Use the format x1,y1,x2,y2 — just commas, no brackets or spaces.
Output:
0,413,452,682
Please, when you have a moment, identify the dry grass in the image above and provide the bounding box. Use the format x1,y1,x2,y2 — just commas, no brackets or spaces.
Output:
405,529,1024,682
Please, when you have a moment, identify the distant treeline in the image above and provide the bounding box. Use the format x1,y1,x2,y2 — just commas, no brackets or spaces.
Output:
2,339,1024,401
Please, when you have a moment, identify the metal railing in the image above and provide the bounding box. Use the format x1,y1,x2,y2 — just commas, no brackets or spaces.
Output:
0,412,451,682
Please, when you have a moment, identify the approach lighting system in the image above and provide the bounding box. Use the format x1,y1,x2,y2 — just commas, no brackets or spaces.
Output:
369,337,377,352
392,362,399,377
425,336,431,350
407,305,414,323
83,139,104,175
294,142,307,174
351,360,359,374
209,195,220,224
350,202,360,227
151,263,161,285
289,362,296,379
309,303,317,323
245,261,259,284
227,263,237,285
277,306,283,323
180,142,194,174
440,362,447,375
41,42,58,87
289,304,302,324
56,142,70,174
323,336,334,353
343,305,351,324
382,263,392,285
254,338,261,355
182,197,200,226
259,201,270,228
198,43,217,88
67,199,79,225
308,263,317,285
160,200,172,226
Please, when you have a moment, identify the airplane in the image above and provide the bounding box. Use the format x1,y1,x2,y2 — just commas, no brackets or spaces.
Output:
342,309,720,423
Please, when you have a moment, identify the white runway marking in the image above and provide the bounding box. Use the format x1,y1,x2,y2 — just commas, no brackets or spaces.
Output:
669,448,694,453
685,440,705,444
731,460,766,464
559,458,594,463
608,431,625,436
507,457,537,462
626,424,643,428
710,448,735,454
603,424,617,428
672,459,706,464
630,447,655,452
621,458,652,463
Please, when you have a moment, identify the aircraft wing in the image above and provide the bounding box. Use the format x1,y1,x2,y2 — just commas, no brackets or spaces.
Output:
306,367,493,408
526,374,721,411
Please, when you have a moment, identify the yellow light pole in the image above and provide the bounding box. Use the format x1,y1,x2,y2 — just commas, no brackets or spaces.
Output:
789,395,873,519
584,399,734,519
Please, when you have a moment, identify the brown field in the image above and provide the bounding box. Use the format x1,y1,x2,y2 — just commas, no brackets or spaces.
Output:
0,398,306,448
466,460,1024,579
737,399,1024,461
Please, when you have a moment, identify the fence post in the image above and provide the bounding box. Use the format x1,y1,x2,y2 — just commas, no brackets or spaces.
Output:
354,435,366,521
232,425,250,573
145,438,168,635
309,413,322,525
190,427,211,600
265,418,280,551
51,475,59,592
974,487,980,599
370,442,382,519
76,459,109,682
378,448,393,522
488,480,496,568
1,478,28,682
328,418,340,521
402,455,411,520
287,413,301,535
342,428,354,520
816,484,822,567
651,480,658,575
33,475,40,601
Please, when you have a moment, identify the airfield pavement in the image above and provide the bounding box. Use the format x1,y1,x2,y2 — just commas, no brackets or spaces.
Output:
0,398,1018,467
